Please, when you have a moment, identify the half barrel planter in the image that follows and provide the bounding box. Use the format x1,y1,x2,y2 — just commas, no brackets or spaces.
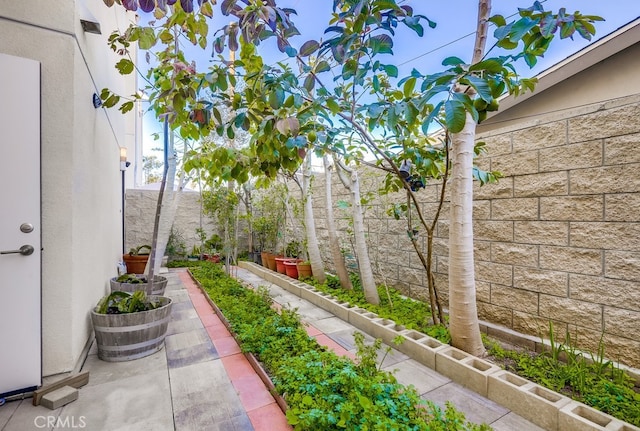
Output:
109,275,168,296
91,296,173,362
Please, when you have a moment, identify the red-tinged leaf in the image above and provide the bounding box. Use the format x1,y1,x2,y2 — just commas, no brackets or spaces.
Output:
122,0,139,11
221,0,234,15
299,40,320,57
167,0,176,4
180,0,193,12
139,0,155,12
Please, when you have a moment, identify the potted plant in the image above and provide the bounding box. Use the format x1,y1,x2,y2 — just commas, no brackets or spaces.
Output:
297,260,313,278
122,245,151,274
109,273,168,296
91,290,172,362
283,259,302,279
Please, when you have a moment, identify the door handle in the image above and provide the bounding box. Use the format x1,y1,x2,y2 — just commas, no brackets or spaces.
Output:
1,245,35,256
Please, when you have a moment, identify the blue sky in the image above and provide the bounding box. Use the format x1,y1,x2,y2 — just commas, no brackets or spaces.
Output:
140,0,640,157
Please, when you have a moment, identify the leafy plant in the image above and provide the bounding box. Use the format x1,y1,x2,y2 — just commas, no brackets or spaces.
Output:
189,262,486,430
128,245,151,256
306,274,450,343
95,290,161,314
115,273,144,284
485,326,640,426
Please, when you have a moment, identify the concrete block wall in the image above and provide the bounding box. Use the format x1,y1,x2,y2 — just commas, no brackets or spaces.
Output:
124,189,217,255
310,95,640,368
124,95,640,368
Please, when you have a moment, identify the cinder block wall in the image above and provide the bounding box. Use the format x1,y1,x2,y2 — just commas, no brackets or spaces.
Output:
311,95,640,368
125,97,640,367
124,189,216,255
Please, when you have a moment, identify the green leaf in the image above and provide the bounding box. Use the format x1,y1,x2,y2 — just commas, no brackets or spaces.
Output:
468,59,504,74
489,14,506,27
403,76,416,99
369,34,393,55
465,75,492,102
119,101,134,113
444,99,466,134
442,56,465,66
509,17,536,42
115,59,135,75
269,88,284,109
383,64,398,78
299,40,320,57
422,100,443,135
326,98,340,114
314,60,331,73
303,74,315,93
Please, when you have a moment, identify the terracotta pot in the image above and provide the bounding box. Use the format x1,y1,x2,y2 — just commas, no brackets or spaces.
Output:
260,252,270,267
265,253,278,271
275,257,290,274
296,261,312,279
122,253,149,274
283,259,301,279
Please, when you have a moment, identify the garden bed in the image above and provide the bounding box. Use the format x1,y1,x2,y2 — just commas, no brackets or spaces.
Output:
187,262,490,431
272,268,640,428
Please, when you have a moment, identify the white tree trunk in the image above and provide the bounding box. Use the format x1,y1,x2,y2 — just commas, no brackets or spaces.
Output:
150,134,185,274
302,154,326,283
323,156,353,290
335,158,379,304
449,111,485,356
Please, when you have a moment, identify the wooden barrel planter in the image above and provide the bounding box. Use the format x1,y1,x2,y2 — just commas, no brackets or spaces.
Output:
109,275,168,296
91,296,172,362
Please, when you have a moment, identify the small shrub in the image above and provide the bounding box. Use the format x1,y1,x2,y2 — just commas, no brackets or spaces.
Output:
189,262,487,430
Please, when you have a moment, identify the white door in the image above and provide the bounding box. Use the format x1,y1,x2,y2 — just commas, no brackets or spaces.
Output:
0,53,42,397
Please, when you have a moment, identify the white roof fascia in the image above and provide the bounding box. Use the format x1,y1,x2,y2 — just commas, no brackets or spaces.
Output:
489,17,640,115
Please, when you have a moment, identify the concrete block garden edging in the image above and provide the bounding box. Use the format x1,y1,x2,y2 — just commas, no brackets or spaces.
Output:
238,261,640,431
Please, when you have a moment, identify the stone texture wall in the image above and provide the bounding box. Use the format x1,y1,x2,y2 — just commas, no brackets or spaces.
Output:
124,96,640,368
124,189,217,255
311,95,640,368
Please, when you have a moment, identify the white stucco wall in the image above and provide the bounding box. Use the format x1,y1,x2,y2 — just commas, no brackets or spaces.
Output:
0,1,136,376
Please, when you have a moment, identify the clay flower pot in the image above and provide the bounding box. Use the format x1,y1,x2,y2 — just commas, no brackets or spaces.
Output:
283,259,302,279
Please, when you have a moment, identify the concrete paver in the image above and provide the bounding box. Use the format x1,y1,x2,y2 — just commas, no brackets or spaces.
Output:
1,266,546,430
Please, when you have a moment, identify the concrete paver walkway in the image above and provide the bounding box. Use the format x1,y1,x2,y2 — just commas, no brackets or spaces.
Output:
0,268,290,431
1,265,542,430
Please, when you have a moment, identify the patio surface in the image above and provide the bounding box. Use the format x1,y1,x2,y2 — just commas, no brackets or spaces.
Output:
0,267,543,430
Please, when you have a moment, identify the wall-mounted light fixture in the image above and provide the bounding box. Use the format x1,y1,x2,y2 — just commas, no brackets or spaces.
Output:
92,93,102,108
79,3,102,35
120,147,130,171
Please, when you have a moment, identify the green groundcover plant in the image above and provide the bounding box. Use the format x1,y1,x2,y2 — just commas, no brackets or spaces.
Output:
189,263,490,430
303,273,640,426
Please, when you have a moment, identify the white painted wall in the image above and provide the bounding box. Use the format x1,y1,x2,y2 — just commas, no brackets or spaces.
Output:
0,1,137,376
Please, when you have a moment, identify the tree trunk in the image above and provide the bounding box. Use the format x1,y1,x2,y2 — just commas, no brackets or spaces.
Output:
323,156,353,290
302,154,326,283
334,157,379,305
151,132,185,275
448,112,485,356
